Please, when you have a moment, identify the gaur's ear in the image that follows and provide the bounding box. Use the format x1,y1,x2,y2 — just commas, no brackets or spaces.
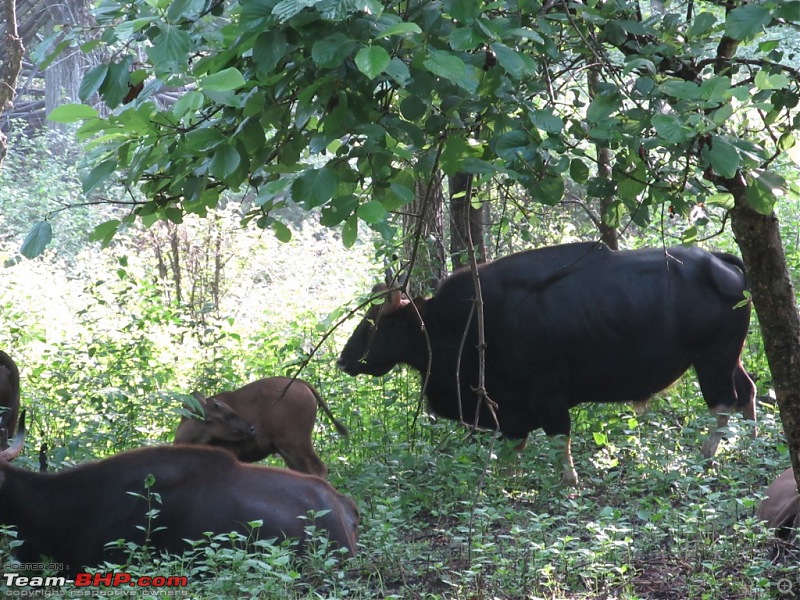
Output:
385,288,405,313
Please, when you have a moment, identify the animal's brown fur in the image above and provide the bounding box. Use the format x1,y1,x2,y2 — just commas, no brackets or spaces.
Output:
758,467,800,538
174,377,348,478
0,351,20,446
0,417,358,574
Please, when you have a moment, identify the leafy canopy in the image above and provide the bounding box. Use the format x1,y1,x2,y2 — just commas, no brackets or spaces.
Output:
45,0,799,247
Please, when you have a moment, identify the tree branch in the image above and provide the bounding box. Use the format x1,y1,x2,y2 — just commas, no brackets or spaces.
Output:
0,0,24,169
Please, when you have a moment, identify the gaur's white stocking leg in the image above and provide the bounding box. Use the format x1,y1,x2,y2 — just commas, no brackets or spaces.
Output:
701,408,730,459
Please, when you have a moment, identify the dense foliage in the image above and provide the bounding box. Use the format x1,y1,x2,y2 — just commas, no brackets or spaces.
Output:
38,0,799,250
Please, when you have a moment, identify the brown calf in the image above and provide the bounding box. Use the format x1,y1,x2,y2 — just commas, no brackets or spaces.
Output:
757,467,800,538
0,351,20,447
174,377,348,478
0,415,358,574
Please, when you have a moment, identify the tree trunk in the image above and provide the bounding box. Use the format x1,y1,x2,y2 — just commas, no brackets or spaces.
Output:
0,0,24,169
449,172,485,271
45,0,89,135
403,179,446,296
587,67,618,250
727,175,800,488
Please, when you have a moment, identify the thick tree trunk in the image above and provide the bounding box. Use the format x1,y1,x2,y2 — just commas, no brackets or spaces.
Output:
0,0,24,169
727,175,800,489
449,172,485,270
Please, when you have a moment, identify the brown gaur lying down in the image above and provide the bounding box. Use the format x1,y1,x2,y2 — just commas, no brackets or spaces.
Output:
757,467,800,538
174,376,348,478
0,413,358,575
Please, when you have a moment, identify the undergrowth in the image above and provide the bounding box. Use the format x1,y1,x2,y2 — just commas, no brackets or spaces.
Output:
0,213,796,598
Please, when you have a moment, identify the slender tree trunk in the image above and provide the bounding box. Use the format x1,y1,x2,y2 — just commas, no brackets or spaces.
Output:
449,172,485,270
0,0,24,169
403,179,446,296
587,67,618,249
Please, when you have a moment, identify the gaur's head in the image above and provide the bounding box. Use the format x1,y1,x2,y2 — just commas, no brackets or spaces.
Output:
338,284,427,377
176,397,256,445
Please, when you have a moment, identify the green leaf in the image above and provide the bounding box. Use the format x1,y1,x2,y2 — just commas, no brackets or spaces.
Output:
357,200,388,223
292,168,338,208
20,222,53,259
659,80,701,101
202,68,246,92
494,130,531,162
441,136,483,176
100,57,134,108
173,90,205,119
490,43,527,79
272,221,292,242
48,103,99,123
706,193,734,209
342,215,358,247
423,50,466,83
686,12,717,39
745,171,782,215
253,31,287,75
530,173,564,206
700,76,731,102
90,219,121,248
725,5,772,42
185,126,225,152
755,70,790,91
209,144,242,180
147,24,190,67
375,22,422,38
385,57,411,86
79,64,109,102
529,109,563,134
449,27,486,51
355,46,391,79
651,114,691,144
570,159,590,184
273,0,315,23
166,0,200,23
586,93,619,123
83,159,118,194
312,34,358,68
682,225,698,245
321,195,358,225
703,136,740,178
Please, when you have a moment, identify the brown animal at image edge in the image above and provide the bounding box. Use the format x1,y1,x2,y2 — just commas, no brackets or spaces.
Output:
0,350,21,446
174,377,348,478
757,467,800,537
0,413,358,574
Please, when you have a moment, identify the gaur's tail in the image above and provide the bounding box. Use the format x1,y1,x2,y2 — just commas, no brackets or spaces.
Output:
309,384,349,437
